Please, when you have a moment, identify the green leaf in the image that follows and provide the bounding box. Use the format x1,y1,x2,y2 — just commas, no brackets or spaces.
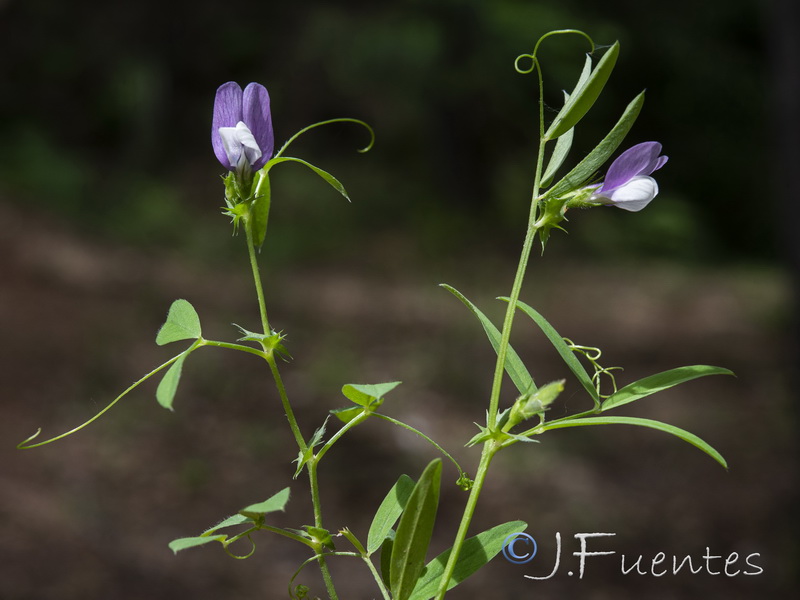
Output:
541,118,574,188
268,156,351,201
544,416,727,469
380,531,395,585
169,535,226,554
156,354,186,411
368,474,416,554
441,284,535,395
409,520,527,600
202,514,251,536
390,459,442,600
251,171,272,248
238,487,291,519
156,299,202,345
603,366,735,412
544,42,620,141
342,382,402,407
503,298,599,405
330,405,363,424
546,91,645,199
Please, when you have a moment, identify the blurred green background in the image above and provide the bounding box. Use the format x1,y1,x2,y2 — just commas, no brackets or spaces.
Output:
1,0,796,598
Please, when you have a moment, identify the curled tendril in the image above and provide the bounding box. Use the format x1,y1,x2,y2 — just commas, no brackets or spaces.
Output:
223,533,257,560
563,337,622,399
592,365,623,399
514,53,538,75
514,28,595,75
274,118,375,159
563,337,602,361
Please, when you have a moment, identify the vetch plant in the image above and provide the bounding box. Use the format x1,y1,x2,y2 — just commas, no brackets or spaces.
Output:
18,29,733,600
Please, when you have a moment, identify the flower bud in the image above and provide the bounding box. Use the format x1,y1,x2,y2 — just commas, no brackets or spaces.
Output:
504,380,565,431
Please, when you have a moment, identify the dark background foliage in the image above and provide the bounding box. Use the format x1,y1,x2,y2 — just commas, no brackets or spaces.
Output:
1,0,797,598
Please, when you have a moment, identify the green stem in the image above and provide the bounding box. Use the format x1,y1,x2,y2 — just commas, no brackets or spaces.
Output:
435,58,551,597
433,442,499,600
258,524,318,549
308,460,338,600
241,204,307,453
315,411,370,463
266,353,307,454
435,193,542,600
486,209,542,429
363,556,392,600
201,339,269,359
240,185,335,597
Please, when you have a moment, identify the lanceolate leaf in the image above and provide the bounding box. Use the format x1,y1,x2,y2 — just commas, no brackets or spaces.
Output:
543,416,727,469
380,532,395,586
544,42,620,141
541,119,574,188
390,459,442,600
547,91,645,199
268,156,351,201
368,474,416,554
409,520,527,600
156,299,202,345
602,366,735,411
441,284,536,395
156,354,187,411
503,298,599,405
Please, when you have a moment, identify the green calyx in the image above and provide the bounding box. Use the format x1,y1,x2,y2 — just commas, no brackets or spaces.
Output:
535,185,600,249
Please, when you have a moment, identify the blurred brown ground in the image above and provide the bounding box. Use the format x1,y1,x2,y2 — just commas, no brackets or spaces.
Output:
1,196,795,599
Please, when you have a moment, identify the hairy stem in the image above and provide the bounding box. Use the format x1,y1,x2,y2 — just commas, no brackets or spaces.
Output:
266,354,308,453
243,213,337,595
435,70,549,596
308,460,338,600
433,443,499,600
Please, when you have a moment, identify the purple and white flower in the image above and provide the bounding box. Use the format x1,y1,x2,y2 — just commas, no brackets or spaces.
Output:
591,141,668,212
212,82,274,174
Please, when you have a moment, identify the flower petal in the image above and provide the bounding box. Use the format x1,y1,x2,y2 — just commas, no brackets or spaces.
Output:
653,155,669,172
600,141,663,193
242,83,274,170
212,82,244,169
219,121,263,172
605,175,659,211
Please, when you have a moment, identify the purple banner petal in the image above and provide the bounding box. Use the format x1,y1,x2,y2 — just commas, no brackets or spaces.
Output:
242,83,274,170
212,82,244,169
600,141,662,192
